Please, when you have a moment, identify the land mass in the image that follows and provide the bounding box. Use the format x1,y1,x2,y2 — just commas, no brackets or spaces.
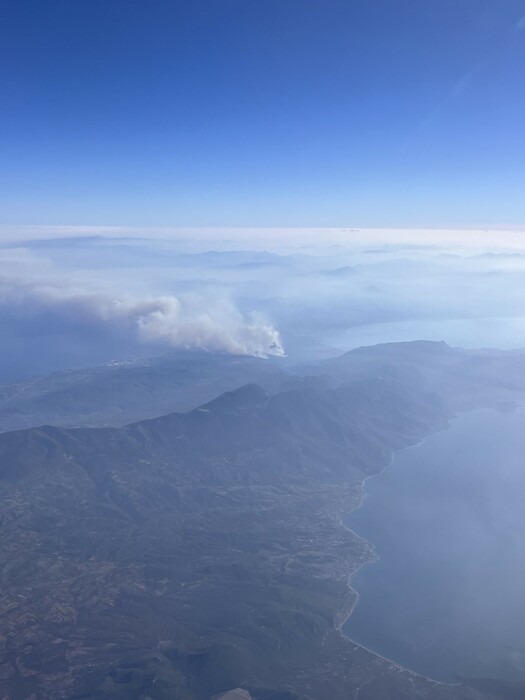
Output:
1,342,524,699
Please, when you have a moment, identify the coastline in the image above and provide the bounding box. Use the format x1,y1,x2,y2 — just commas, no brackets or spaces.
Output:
334,404,525,686
334,404,525,688
333,420,456,687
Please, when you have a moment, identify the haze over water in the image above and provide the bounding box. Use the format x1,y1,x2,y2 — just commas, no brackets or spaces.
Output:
344,407,525,683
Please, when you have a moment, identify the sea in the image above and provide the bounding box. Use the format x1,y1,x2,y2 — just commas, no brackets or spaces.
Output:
343,407,525,682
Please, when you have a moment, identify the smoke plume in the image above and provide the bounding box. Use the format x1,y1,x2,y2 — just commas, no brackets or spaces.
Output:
0,279,285,358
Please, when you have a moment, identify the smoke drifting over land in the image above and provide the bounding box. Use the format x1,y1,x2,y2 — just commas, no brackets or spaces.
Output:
2,227,525,380
0,278,284,361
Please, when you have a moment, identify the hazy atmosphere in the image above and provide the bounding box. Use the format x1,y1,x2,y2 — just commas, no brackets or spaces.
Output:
2,2,525,700
2,226,525,380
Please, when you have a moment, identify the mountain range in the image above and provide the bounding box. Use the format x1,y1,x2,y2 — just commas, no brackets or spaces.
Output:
1,342,524,699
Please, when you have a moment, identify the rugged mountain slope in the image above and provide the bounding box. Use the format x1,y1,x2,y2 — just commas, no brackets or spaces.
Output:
2,341,525,699
3,340,524,434
0,351,289,432
0,364,496,700
322,341,525,411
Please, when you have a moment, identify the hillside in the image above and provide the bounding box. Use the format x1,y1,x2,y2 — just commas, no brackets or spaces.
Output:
1,342,524,699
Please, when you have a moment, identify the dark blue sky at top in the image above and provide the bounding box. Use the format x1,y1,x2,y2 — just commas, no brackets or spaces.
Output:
1,0,525,227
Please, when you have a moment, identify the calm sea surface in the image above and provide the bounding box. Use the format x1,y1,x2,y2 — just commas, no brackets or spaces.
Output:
343,407,525,682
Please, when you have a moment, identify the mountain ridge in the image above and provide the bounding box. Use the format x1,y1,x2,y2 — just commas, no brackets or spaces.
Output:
1,343,524,699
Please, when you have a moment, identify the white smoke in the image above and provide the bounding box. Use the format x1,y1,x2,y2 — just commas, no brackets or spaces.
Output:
0,279,285,358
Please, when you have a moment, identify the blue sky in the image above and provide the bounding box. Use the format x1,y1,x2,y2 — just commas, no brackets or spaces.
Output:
2,0,525,227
